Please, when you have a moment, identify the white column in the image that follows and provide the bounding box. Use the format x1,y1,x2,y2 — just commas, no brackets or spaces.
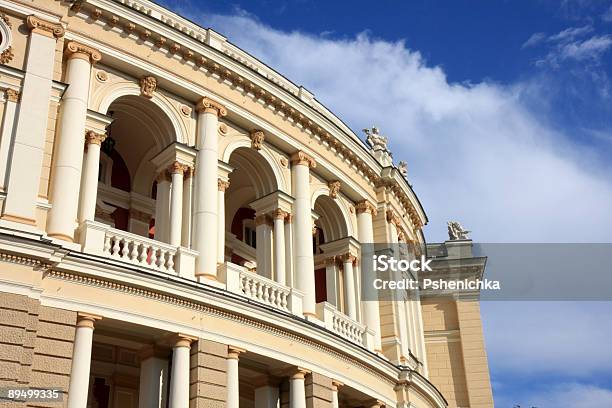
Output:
67,313,101,408
254,384,280,408
138,347,168,408
2,17,64,226
325,257,339,307
289,369,308,408
154,172,171,242
217,179,230,263
356,201,382,352
331,381,342,408
0,89,19,190
342,254,357,320
168,335,193,408
181,167,193,248
255,214,273,279
290,152,316,317
77,131,106,223
168,162,185,246
273,209,287,285
227,346,245,408
47,42,101,241
285,215,294,287
193,98,226,280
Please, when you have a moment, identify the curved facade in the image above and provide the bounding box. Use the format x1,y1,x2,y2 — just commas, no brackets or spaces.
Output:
0,1,493,407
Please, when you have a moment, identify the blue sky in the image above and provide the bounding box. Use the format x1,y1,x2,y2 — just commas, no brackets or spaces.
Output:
155,0,612,406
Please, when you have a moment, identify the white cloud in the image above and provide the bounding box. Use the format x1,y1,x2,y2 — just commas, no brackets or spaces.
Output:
194,13,612,242
548,25,593,42
505,383,612,408
559,34,612,60
482,302,612,376
522,32,546,48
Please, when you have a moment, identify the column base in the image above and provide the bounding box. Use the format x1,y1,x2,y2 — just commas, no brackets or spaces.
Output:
47,232,75,243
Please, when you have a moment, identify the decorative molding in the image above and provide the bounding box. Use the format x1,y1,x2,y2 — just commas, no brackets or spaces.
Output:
167,161,187,175
196,96,227,117
85,130,107,146
249,129,265,151
218,123,228,135
0,12,12,29
0,46,13,64
65,41,102,64
273,208,288,220
4,88,19,103
355,200,378,217
217,179,230,192
95,70,108,82
139,75,157,98
290,151,316,168
180,104,191,116
26,15,64,39
328,181,341,199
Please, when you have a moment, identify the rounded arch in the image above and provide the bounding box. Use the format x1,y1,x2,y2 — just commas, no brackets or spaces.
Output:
227,146,279,198
222,139,287,193
314,195,350,242
96,81,188,144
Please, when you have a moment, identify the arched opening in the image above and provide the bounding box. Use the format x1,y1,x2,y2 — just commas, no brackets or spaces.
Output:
313,195,350,308
94,95,176,237
225,147,279,274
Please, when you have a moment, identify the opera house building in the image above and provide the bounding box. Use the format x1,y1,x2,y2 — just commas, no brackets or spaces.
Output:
0,1,494,407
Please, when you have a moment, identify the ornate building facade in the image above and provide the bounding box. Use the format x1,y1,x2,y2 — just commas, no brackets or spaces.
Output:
0,1,493,407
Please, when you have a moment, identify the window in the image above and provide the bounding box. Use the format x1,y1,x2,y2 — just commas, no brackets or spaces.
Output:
243,219,256,248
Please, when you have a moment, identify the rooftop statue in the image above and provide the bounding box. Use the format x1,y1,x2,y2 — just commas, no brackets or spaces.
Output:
363,126,389,151
447,221,471,240
398,161,408,178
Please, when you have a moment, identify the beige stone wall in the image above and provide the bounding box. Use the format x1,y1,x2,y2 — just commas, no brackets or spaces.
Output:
305,372,333,408
421,297,493,408
190,339,228,408
0,291,76,407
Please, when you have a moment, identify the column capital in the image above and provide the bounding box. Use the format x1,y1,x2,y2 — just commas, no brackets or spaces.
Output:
255,214,272,227
76,312,102,328
290,151,316,168
170,333,197,348
331,380,344,390
288,367,311,379
355,200,378,216
325,256,337,267
196,96,227,117
273,208,289,220
227,345,246,360
26,15,65,39
65,41,102,64
183,166,194,179
4,88,20,103
218,179,230,192
249,129,265,150
341,253,357,265
156,170,171,183
328,180,341,199
386,209,401,227
168,161,188,175
84,130,107,145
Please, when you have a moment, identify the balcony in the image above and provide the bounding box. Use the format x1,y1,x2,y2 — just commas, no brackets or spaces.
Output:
316,302,376,350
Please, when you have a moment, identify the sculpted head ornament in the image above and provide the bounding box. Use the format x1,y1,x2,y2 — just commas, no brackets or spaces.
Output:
140,76,157,98
398,161,408,178
447,221,471,240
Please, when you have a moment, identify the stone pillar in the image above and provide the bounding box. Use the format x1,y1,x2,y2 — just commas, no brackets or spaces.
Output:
138,346,169,408
342,254,357,320
331,381,343,408
255,380,280,408
289,368,309,408
168,334,194,408
273,209,288,285
291,152,316,317
2,16,64,226
77,131,106,223
190,339,228,408
168,162,185,246
284,214,294,287
0,89,20,190
217,179,230,263
181,167,193,248
325,257,339,307
47,42,101,241
356,200,382,352
154,171,171,242
193,97,226,280
227,346,245,408
305,372,333,408
67,313,101,408
255,214,273,279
